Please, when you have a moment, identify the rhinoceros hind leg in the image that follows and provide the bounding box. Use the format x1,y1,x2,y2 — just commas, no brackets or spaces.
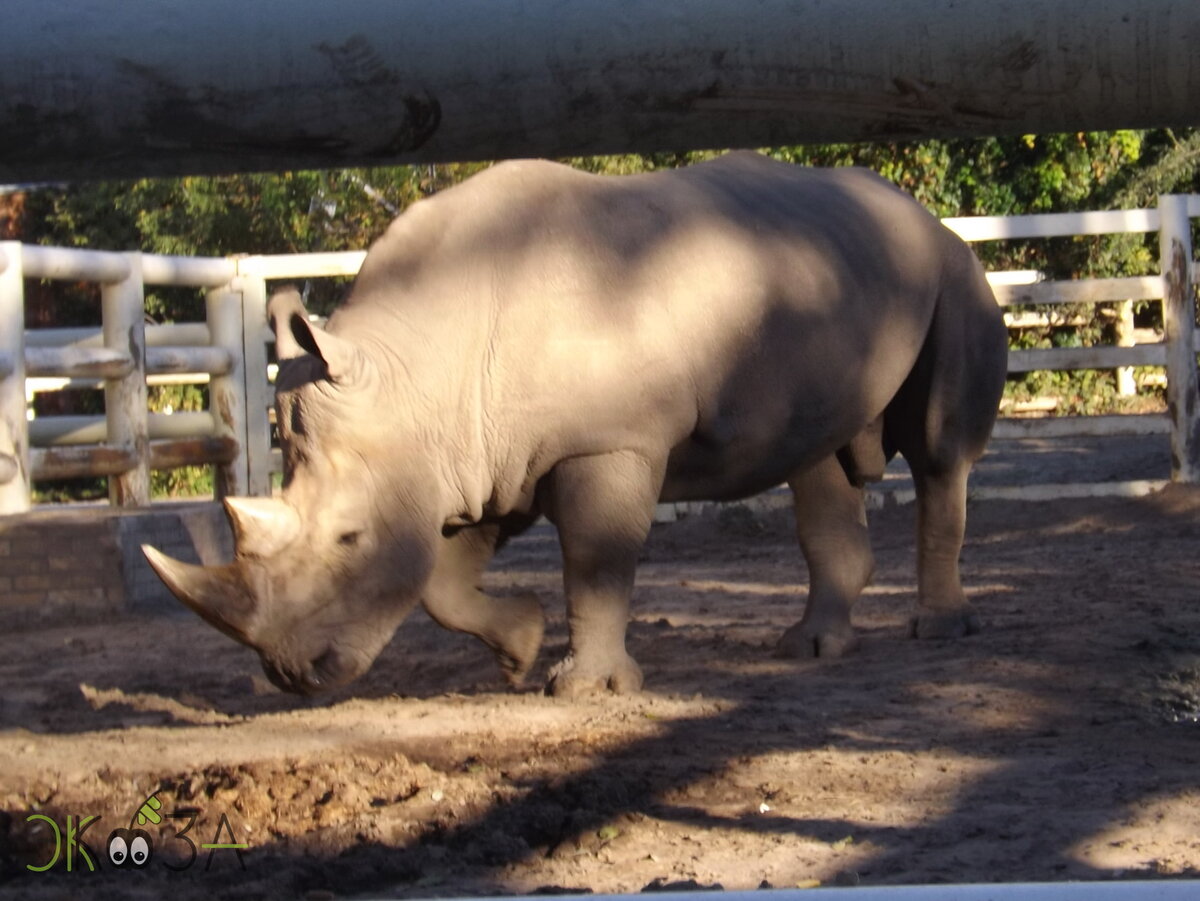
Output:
908,462,980,640
780,455,874,659
542,450,662,697
910,606,981,640
885,259,1005,641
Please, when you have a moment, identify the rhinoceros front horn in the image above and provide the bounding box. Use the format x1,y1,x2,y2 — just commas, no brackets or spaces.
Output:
141,546,257,643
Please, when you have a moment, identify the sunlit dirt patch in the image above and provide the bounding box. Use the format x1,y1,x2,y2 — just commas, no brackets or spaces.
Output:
2,486,1200,898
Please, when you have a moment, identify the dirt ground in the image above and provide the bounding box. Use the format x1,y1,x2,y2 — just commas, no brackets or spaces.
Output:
2,481,1200,899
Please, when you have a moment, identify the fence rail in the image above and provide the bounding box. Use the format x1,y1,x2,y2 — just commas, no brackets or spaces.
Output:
0,194,1197,514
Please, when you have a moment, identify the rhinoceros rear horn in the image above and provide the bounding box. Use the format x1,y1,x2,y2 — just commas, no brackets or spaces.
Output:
141,546,257,643
223,496,300,559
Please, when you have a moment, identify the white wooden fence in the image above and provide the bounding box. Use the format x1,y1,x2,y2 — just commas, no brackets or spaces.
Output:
0,195,1197,516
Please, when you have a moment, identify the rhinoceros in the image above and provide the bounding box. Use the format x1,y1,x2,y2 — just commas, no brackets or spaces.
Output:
143,151,1007,697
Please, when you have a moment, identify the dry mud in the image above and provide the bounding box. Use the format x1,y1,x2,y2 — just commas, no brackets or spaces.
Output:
2,485,1200,899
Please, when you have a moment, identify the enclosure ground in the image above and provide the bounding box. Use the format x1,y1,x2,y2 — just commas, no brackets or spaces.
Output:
2,480,1200,899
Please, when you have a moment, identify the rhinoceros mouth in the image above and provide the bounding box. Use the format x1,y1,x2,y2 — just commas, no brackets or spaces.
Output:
260,645,362,696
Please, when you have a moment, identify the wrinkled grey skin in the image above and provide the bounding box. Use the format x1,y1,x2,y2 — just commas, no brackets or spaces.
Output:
144,152,1008,698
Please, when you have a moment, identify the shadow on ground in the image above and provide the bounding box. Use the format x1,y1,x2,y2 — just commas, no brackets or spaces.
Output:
2,486,1200,898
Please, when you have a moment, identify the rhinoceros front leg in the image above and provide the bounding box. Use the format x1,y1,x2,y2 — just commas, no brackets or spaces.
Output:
421,518,545,685
910,462,980,639
542,450,662,698
778,455,875,659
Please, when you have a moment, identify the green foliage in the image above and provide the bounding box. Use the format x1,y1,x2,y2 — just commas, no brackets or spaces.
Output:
16,128,1200,500
148,383,213,499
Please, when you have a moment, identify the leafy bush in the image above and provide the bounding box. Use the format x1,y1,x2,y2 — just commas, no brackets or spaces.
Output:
12,130,1200,499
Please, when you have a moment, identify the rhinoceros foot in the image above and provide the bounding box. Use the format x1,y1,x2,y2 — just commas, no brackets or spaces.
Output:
493,592,546,686
544,652,644,698
775,620,859,659
909,604,981,640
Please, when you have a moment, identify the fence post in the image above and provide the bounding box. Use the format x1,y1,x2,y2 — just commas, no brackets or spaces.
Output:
1158,194,1200,483
0,242,30,514
102,253,150,505
1114,299,1138,396
235,271,275,496
206,284,249,497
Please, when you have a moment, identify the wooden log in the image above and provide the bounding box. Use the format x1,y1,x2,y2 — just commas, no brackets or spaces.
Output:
1007,344,1167,374
1114,299,1138,396
20,244,131,283
30,438,238,481
30,411,217,446
27,323,214,350
4,1,1200,181
207,285,249,496
236,275,276,497
31,443,138,480
964,480,1170,503
146,324,214,348
944,207,1160,242
991,276,1163,308
236,252,366,280
992,414,1170,440
150,436,239,470
139,254,235,288
24,346,134,380
101,256,150,505
146,345,233,376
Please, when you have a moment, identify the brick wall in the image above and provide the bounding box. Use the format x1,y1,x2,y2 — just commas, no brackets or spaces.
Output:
0,503,232,617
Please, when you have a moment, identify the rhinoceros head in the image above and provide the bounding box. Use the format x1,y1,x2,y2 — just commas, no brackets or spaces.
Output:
143,289,438,695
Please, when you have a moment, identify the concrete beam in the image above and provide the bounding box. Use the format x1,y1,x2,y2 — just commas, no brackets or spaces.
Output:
2,0,1199,182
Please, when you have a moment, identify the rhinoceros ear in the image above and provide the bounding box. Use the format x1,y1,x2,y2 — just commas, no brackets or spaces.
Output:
268,288,310,362
268,288,365,384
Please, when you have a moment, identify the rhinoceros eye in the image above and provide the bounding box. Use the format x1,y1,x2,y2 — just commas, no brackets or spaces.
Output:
338,530,363,548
